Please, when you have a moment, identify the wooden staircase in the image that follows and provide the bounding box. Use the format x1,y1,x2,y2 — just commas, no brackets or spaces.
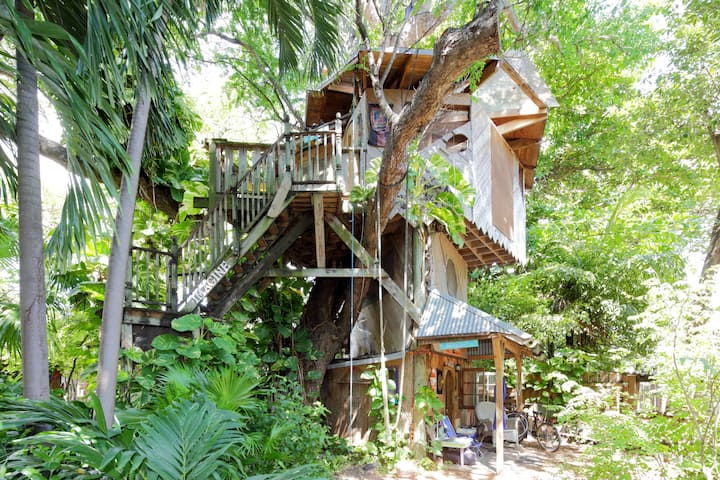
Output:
123,119,346,340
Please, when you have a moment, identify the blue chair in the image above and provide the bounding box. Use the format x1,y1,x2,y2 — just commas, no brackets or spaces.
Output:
435,416,483,465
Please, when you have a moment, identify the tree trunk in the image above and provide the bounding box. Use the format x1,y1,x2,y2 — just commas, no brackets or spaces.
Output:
300,4,500,398
299,277,351,397
702,129,720,276
367,3,499,246
353,3,499,318
16,0,50,401
96,81,151,427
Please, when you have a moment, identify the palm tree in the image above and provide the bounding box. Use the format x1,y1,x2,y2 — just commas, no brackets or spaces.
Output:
14,1,49,401
1,2,131,399
95,0,342,426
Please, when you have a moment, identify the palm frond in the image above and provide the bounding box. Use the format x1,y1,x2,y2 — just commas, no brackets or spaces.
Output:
263,0,342,77
246,465,328,480
0,304,20,358
204,366,261,414
134,396,245,480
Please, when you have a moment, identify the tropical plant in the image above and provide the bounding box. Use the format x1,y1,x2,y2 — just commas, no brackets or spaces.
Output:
414,385,444,455
357,367,409,470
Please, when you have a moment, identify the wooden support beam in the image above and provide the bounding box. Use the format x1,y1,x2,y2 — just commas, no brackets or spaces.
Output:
267,268,387,278
325,214,422,322
515,354,523,411
499,60,547,110
495,116,546,136
492,334,506,474
325,214,373,267
312,194,326,268
268,173,292,218
210,214,313,318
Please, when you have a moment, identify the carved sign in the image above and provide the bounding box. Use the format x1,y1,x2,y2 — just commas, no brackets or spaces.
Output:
180,257,235,312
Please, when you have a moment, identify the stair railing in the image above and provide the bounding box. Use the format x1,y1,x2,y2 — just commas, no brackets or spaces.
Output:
125,242,178,311
127,117,345,313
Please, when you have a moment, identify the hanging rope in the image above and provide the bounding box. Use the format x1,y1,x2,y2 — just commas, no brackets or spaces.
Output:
375,177,392,432
394,161,410,430
349,199,355,444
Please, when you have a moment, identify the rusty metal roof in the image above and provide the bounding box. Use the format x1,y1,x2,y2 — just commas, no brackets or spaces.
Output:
417,289,536,351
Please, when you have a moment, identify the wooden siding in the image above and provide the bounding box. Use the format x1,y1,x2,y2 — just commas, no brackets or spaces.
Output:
420,104,527,265
428,232,468,301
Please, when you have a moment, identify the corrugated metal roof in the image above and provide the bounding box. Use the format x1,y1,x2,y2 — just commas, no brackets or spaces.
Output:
417,289,536,350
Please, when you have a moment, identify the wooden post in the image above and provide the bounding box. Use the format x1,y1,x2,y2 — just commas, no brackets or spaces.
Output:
412,228,425,308
169,237,179,311
335,112,346,191
312,193,326,268
515,354,523,411
492,334,505,474
125,249,134,307
283,116,293,178
207,139,224,210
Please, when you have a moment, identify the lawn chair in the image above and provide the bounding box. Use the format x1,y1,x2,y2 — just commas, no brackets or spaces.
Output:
432,416,483,466
475,401,520,445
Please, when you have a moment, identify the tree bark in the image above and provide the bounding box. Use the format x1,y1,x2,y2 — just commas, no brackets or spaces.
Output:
16,0,50,401
701,129,720,276
299,277,351,397
369,3,499,242
301,4,500,398
96,81,151,427
355,3,500,319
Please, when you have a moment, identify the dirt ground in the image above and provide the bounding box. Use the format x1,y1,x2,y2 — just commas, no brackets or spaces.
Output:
336,441,587,480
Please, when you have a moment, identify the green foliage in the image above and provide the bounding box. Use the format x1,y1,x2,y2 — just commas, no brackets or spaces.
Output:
632,275,720,478
210,0,342,128
351,148,474,246
0,308,345,479
468,0,707,366
406,150,474,246
413,386,444,455
524,347,609,409
236,281,323,384
244,377,347,475
119,314,260,409
357,367,410,470
133,396,247,480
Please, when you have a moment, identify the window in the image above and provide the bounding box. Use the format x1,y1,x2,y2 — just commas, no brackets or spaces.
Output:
460,369,496,409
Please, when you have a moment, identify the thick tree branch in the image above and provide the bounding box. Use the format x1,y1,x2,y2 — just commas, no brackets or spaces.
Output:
373,2,500,238
38,135,180,218
702,128,720,275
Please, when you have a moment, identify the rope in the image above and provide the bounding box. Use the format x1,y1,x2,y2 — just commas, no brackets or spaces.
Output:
348,71,358,446
394,161,410,430
349,200,355,445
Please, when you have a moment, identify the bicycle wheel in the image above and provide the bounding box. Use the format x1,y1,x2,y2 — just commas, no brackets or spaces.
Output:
536,422,561,452
507,412,529,442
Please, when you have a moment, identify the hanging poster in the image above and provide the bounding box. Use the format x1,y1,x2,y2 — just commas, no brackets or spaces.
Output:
369,104,390,147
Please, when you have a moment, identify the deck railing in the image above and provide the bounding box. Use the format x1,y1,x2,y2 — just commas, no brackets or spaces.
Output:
126,117,348,313
126,244,177,311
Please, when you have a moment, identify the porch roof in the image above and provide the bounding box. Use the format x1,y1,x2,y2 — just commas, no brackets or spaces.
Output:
417,289,539,357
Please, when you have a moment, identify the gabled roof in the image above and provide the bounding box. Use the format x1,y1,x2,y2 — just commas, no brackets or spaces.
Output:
305,48,557,128
417,289,538,357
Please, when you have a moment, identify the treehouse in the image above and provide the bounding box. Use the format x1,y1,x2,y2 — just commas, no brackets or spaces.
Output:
123,48,556,462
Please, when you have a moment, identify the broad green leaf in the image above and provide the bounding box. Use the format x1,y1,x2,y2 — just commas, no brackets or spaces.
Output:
172,314,203,332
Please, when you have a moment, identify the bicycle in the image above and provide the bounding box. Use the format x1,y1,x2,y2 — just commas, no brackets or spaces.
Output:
528,408,561,452
505,406,561,452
